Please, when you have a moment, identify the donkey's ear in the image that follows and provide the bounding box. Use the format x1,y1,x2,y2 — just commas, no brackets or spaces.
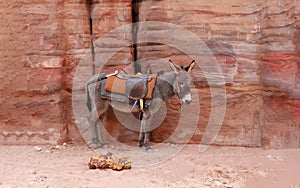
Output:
184,60,195,73
169,59,182,74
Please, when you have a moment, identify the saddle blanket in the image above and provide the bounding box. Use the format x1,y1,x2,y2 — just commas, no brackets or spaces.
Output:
100,79,152,112
104,74,157,99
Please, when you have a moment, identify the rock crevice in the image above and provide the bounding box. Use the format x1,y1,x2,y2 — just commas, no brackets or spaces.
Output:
0,0,299,148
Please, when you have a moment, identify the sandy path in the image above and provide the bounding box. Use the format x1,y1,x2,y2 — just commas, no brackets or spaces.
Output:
0,144,299,187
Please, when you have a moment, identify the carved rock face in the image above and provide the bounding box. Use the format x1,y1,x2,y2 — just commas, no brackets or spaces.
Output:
1,0,299,148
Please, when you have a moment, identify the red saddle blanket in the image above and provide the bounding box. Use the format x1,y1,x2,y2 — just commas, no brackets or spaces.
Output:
104,74,157,99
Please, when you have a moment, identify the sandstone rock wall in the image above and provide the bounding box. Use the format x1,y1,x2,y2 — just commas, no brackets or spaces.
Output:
0,0,134,145
0,1,92,144
1,1,60,144
132,0,300,149
0,0,299,148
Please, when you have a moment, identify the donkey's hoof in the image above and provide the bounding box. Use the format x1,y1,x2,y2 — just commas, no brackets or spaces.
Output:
146,147,153,153
138,142,144,147
88,142,106,149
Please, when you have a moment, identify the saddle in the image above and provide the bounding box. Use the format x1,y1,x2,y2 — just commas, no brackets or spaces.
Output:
104,73,157,100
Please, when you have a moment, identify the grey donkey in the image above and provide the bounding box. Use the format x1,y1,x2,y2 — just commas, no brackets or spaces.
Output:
86,60,195,151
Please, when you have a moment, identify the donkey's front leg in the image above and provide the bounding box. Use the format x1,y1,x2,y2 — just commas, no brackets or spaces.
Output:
144,130,152,152
141,108,153,152
138,124,145,147
139,107,152,152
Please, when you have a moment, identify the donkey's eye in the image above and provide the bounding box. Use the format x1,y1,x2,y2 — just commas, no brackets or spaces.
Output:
179,82,184,87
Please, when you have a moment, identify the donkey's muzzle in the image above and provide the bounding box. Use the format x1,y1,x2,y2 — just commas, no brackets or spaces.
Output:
182,93,192,104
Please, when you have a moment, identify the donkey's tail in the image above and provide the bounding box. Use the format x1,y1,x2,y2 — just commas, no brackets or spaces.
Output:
86,75,100,112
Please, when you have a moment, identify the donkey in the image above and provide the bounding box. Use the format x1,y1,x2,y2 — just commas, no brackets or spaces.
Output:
86,60,195,151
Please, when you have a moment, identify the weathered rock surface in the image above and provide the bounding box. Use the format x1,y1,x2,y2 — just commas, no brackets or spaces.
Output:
0,1,92,144
0,0,299,148
130,0,300,149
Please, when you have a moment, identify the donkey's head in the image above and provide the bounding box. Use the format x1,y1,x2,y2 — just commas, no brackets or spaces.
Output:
169,60,195,104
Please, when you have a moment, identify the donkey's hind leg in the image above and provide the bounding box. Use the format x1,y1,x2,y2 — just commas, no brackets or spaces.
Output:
88,100,110,148
88,108,105,148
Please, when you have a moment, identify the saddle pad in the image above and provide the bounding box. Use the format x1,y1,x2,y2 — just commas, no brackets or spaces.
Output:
104,76,127,95
104,74,157,99
100,79,129,103
100,79,151,112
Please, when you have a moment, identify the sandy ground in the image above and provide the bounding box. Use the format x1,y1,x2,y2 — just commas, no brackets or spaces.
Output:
0,143,299,188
